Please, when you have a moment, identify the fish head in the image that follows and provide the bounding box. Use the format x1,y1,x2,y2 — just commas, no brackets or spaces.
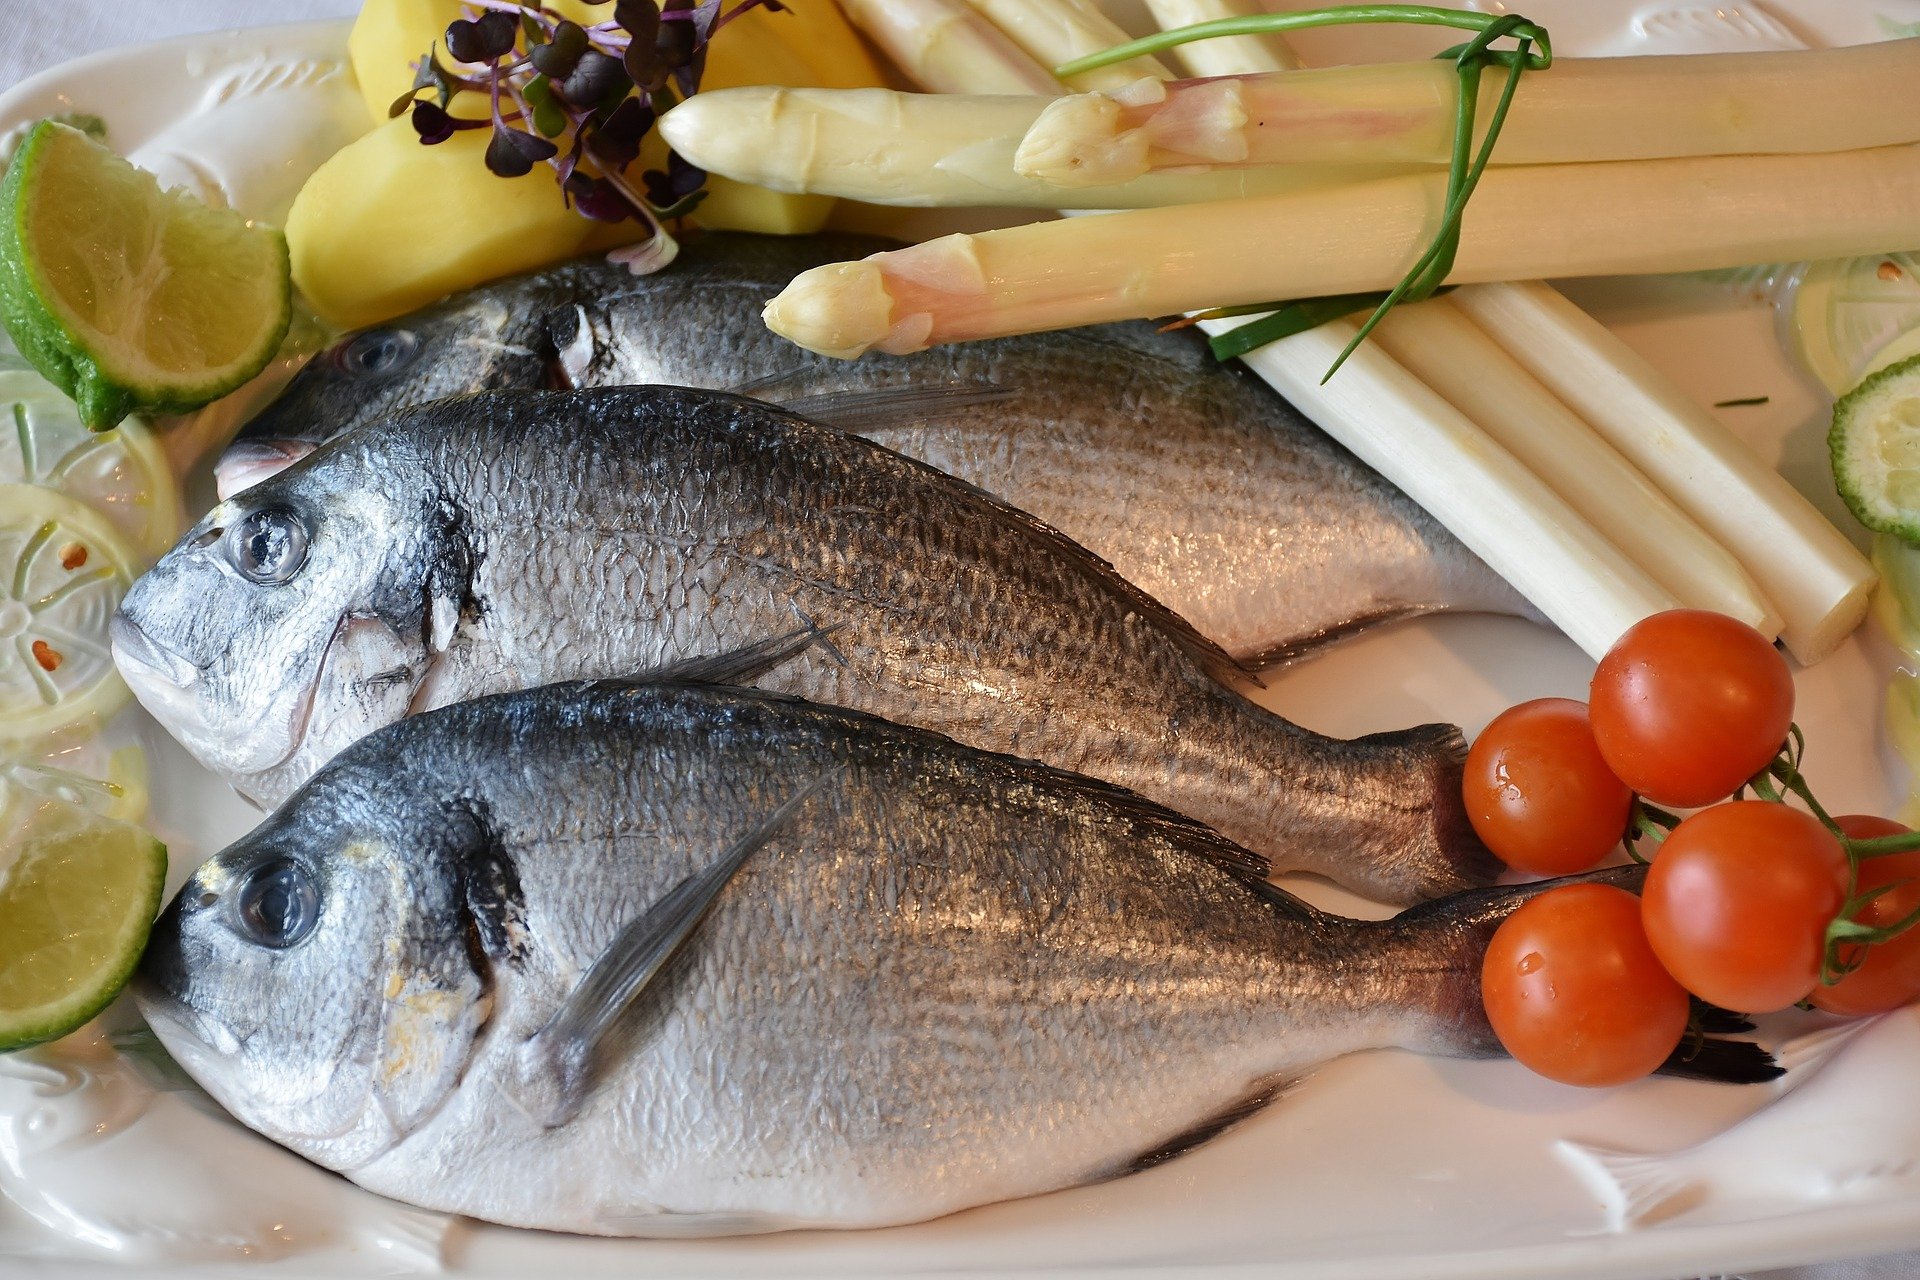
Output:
218,286,552,500
136,787,492,1171
113,441,469,805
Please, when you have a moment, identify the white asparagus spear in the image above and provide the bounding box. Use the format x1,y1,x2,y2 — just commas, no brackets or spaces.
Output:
1449,282,1876,663
1371,300,1781,635
829,0,1776,657
1140,0,1302,76
1017,40,1920,187
763,145,1920,358
657,86,1408,208
959,0,1172,90
835,0,1059,95
1202,316,1685,659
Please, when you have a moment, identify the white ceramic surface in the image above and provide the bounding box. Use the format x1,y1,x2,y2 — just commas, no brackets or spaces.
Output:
6,5,1920,1277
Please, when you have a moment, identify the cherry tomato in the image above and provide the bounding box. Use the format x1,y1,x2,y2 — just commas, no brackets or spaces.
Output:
1589,610,1794,808
1481,883,1689,1087
1810,815,1920,1016
1642,801,1848,1012
1463,698,1632,876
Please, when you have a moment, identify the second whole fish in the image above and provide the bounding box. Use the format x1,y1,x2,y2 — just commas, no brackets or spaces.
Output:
135,675,1765,1237
223,232,1529,668
119,386,1489,904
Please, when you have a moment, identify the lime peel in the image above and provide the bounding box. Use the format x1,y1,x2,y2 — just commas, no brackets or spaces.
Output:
0,120,291,431
0,783,166,1052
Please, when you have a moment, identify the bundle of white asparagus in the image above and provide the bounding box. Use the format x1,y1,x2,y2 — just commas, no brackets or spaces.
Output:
660,0,1877,663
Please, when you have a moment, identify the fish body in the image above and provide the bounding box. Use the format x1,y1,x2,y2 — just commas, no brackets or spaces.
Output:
136,678,1517,1236
115,386,1488,903
0,1026,445,1266
225,232,1527,667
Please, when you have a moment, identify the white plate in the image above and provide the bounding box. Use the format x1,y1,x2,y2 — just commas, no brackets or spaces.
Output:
5,6,1920,1278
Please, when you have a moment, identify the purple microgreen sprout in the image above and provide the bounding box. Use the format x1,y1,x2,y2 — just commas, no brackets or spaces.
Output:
390,0,781,272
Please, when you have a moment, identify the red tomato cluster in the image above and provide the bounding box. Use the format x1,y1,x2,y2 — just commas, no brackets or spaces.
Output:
1466,609,1920,1088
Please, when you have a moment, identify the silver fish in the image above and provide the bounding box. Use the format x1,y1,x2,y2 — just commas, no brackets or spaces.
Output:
224,232,1527,668
118,386,1487,904
135,675,1707,1236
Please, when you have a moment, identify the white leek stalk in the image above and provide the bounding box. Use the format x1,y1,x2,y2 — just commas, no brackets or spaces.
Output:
763,145,1920,357
1016,40,1920,187
1140,0,1301,76
657,87,1404,209
959,0,1171,90
834,0,1058,95
1450,283,1876,663
1371,301,1781,635
1204,316,1684,659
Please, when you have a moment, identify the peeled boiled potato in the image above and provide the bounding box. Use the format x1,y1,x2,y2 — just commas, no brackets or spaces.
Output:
350,1,884,122
305,0,884,326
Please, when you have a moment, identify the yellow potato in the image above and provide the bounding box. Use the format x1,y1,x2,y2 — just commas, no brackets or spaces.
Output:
286,121,637,329
313,0,879,326
349,1,883,123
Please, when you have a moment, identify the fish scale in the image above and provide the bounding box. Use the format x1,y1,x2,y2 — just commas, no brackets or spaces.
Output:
116,386,1490,904
226,232,1529,668
137,680,1505,1235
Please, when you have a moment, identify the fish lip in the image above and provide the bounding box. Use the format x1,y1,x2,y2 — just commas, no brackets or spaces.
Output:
213,438,315,502
137,976,396,1163
109,614,200,690
110,608,336,785
133,976,240,1062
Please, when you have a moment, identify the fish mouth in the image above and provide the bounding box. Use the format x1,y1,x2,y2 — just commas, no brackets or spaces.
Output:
110,610,329,788
109,613,199,691
134,978,241,1061
214,438,315,502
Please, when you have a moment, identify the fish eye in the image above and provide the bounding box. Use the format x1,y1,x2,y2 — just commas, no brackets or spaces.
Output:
234,857,320,950
226,508,309,585
334,328,420,378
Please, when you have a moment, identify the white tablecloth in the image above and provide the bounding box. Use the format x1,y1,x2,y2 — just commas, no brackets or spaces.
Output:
0,4,1910,1279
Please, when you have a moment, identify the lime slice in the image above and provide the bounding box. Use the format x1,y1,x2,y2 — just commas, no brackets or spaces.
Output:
0,371,180,559
1790,252,1920,398
1832,354,1920,542
0,779,165,1051
0,120,291,431
0,483,138,744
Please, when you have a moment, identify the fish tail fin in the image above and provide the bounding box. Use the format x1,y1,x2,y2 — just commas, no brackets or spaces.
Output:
1555,1140,1697,1230
1371,868,1781,1084
1309,721,1500,906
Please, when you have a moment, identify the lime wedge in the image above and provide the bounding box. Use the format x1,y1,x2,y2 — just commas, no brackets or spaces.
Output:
0,371,180,559
0,120,291,431
1832,354,1920,542
0,780,165,1051
0,483,138,744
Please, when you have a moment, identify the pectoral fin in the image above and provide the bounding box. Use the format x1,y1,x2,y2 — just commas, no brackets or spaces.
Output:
635,624,840,688
510,770,841,1127
738,372,1015,432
